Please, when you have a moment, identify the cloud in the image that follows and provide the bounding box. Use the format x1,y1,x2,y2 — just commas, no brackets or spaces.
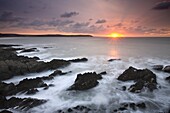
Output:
0,11,24,22
60,11,79,18
153,1,170,10
113,23,123,27
47,20,74,27
95,19,106,24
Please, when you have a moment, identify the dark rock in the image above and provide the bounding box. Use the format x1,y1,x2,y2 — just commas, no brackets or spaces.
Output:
6,97,46,110
163,66,170,73
99,71,107,75
165,76,170,82
43,86,49,90
26,88,39,95
49,70,63,77
0,82,17,96
49,84,55,87
118,66,157,92
0,46,70,81
68,58,88,63
108,59,121,62
128,80,145,93
20,48,39,53
129,103,136,110
122,86,126,91
0,110,13,113
0,96,7,109
152,65,164,71
136,102,146,109
16,78,47,92
67,108,73,112
118,107,127,111
68,72,102,90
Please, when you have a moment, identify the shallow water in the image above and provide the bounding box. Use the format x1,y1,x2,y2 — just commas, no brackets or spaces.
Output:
0,37,170,113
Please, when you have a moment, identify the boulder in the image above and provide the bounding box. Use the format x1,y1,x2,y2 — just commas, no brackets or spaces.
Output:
118,66,157,92
68,72,102,90
152,65,163,71
163,66,170,73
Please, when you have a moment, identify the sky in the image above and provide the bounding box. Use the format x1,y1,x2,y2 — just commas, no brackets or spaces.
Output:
0,0,170,37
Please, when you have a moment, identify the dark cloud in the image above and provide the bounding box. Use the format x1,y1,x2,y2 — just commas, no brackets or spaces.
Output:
153,1,170,10
0,11,24,22
60,11,79,18
95,19,106,24
47,20,74,27
114,23,123,27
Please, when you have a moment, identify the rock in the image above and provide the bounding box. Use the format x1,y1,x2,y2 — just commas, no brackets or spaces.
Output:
16,78,47,92
122,86,126,91
68,72,102,90
0,82,17,96
136,102,146,109
99,71,107,75
118,67,139,81
108,58,121,62
163,66,170,73
20,48,39,53
0,96,7,109
0,110,13,113
165,76,170,82
129,103,136,110
128,80,145,93
68,58,88,63
0,46,70,81
118,66,157,92
26,88,39,95
152,65,164,71
6,97,46,110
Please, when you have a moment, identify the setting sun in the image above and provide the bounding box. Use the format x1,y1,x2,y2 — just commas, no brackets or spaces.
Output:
108,32,124,38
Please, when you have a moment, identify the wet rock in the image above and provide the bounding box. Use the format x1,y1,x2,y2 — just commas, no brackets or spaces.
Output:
0,96,7,109
152,65,164,71
108,58,121,62
68,72,102,90
99,71,107,75
0,82,17,96
136,102,146,109
165,76,170,82
0,110,13,113
0,46,70,81
26,88,39,95
129,103,136,110
6,97,46,110
118,66,157,92
122,86,126,91
16,78,47,92
20,48,39,53
68,58,88,63
49,70,63,77
128,80,145,93
163,66,170,73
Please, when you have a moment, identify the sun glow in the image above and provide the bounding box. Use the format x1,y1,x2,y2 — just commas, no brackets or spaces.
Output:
108,32,124,38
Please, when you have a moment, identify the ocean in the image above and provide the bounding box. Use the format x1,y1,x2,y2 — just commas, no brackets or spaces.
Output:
0,36,170,113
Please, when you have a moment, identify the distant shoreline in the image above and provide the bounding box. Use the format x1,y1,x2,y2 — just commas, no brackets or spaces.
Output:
0,33,93,38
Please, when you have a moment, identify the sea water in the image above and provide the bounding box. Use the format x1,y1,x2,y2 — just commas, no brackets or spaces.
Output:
0,37,170,113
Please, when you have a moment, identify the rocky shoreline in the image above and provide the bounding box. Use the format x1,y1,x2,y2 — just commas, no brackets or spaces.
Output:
0,44,170,113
